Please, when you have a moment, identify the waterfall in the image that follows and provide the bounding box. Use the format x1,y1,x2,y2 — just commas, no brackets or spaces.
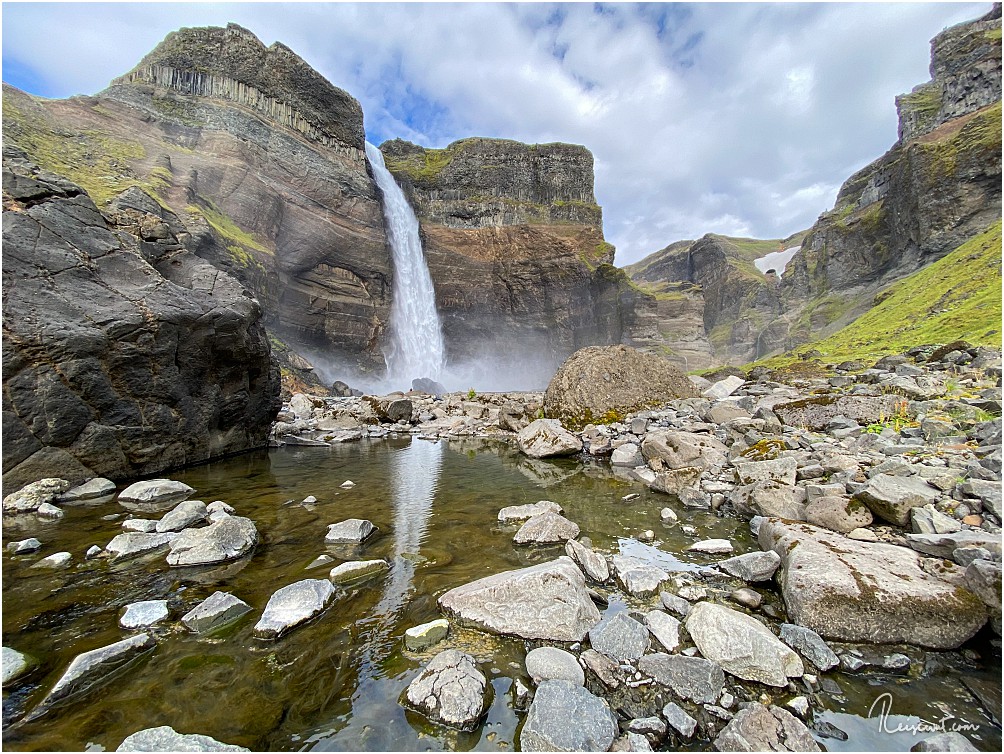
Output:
365,141,446,386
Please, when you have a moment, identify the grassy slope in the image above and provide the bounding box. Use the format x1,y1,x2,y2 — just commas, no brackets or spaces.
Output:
755,221,1002,367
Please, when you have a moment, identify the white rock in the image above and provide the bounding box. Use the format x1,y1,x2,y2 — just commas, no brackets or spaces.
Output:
119,600,169,630
33,552,72,569
685,539,734,555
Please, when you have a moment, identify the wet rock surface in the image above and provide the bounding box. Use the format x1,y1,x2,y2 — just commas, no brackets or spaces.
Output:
403,649,487,731
519,679,618,752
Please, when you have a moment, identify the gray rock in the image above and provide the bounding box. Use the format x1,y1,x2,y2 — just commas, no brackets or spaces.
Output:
579,648,622,688
717,550,781,582
404,619,450,651
714,703,821,751
29,633,156,720
703,376,745,401
520,679,618,752
685,538,734,555
36,502,65,519
525,646,584,686
627,716,666,744
906,531,1002,559
965,559,1002,633
33,551,72,569
167,516,258,566
760,519,987,649
730,588,762,609
118,480,195,510
805,495,874,533
438,556,601,642
612,555,669,597
514,511,580,545
328,559,388,584
644,610,681,653
786,695,810,718
662,701,697,738
58,477,116,502
7,537,42,554
733,457,798,486
611,443,645,467
641,430,728,471
779,624,839,672
910,503,962,534
565,538,609,582
516,419,582,458
206,501,235,522
960,479,1002,518
911,732,979,752
181,592,252,634
253,579,335,639
853,473,940,526
498,500,561,522
660,591,691,617
119,600,169,629
685,602,803,687
324,518,376,543
123,519,159,533
3,478,70,514
116,726,248,751
156,500,209,533
638,653,724,704
730,481,806,520
588,611,650,661
2,646,31,686
404,649,487,731
85,545,102,559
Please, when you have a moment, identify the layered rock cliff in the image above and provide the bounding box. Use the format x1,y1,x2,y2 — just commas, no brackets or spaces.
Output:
379,137,644,378
2,147,281,489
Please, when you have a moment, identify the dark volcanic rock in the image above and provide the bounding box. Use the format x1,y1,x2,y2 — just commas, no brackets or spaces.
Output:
2,150,280,487
543,345,697,430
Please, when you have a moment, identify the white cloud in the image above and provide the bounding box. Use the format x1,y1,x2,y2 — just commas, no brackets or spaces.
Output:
1,1,993,265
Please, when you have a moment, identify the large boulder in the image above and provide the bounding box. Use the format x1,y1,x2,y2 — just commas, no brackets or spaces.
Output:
438,557,601,642
2,478,70,514
519,680,618,752
403,649,488,731
759,519,987,648
641,431,727,471
853,474,941,526
543,345,697,430
516,419,582,458
166,516,258,567
685,602,803,687
513,512,580,545
1,151,280,489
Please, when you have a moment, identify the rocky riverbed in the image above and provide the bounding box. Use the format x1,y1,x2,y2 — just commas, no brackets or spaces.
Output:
2,343,1001,751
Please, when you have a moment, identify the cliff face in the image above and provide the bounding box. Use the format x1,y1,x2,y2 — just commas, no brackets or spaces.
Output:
2,147,281,489
3,23,393,372
380,137,639,373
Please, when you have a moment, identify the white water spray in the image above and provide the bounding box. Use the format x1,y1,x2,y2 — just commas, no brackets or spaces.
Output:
365,141,446,387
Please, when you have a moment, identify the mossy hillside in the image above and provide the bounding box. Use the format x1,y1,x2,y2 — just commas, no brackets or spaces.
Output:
915,101,1002,182
382,146,455,188
753,221,1002,368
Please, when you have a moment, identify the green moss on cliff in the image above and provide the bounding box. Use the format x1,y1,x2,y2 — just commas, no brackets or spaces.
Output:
186,200,272,260
917,101,1002,180
383,147,454,186
900,82,943,120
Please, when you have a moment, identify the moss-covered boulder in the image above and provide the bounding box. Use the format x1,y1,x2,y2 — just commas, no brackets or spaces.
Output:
543,345,697,431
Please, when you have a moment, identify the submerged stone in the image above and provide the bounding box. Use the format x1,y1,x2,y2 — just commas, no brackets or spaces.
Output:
2,646,32,686
498,500,562,523
404,619,450,651
182,592,252,634
328,559,388,584
119,600,169,630
116,726,248,751
253,579,335,639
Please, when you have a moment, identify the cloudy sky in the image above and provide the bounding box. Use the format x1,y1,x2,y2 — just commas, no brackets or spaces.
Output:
2,1,991,265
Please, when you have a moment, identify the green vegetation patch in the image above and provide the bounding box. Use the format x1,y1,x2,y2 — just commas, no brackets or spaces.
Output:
383,147,454,187
187,201,272,256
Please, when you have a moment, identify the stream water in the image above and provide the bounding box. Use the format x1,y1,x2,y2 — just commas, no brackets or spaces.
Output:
2,438,1000,751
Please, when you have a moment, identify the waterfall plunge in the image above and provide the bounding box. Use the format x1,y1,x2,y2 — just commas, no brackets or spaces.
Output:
365,142,446,387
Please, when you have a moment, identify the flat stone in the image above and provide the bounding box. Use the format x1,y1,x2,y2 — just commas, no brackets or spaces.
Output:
579,648,621,688
31,551,71,569
565,538,609,582
910,504,962,534
122,519,158,533
778,623,839,671
328,559,388,584
156,500,209,533
514,511,580,545
404,619,450,651
525,646,584,686
685,602,802,687
660,591,691,617
119,600,169,629
404,649,487,731
324,518,376,543
498,500,561,523
717,550,780,582
181,592,252,634
662,701,697,738
805,496,873,534
628,716,666,745
2,646,31,686
703,375,745,401
638,653,724,704
730,482,806,520
644,610,681,653
760,519,987,649
714,703,821,751
589,611,651,661
118,480,194,511
911,732,980,752
960,479,1002,518
116,726,248,751
906,531,1002,559
853,474,940,526
58,477,116,503
29,634,156,720
36,502,65,519
733,457,798,486
167,516,258,567
253,579,336,639
7,537,42,554
611,443,645,467
439,556,600,642
685,538,734,555
641,431,728,471
730,588,762,609
612,555,669,597
516,419,582,458
520,679,618,752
